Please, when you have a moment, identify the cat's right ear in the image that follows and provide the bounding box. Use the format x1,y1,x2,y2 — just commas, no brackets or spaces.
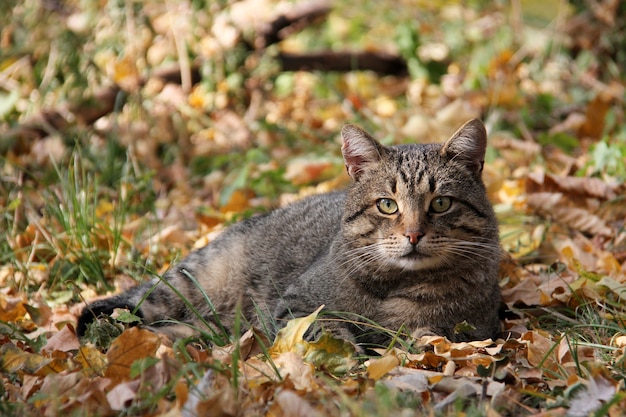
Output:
341,124,385,180
440,119,487,174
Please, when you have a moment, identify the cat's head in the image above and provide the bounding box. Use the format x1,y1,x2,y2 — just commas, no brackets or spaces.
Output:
339,119,499,274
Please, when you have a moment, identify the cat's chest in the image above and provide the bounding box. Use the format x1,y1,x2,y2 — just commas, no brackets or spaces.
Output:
366,295,451,334
357,283,459,324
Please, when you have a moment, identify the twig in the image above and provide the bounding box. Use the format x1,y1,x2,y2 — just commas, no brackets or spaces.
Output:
278,51,408,76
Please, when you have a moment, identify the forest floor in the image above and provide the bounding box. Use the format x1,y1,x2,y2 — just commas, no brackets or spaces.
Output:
1,1,626,416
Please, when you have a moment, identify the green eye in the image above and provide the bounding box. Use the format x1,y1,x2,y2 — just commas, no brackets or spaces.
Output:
430,196,452,213
377,198,398,215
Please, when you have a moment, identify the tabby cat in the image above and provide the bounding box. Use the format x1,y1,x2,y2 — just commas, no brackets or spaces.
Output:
77,119,502,347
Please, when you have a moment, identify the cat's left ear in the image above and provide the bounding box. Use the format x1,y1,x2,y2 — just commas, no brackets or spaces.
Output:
341,124,385,180
440,119,487,173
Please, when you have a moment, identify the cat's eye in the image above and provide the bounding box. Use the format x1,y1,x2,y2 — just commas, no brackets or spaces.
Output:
430,196,452,213
377,198,398,215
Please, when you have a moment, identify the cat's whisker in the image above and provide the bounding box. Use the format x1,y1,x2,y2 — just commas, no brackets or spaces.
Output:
442,244,500,263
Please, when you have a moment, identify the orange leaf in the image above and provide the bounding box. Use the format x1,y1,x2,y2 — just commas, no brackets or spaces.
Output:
367,354,400,380
0,294,27,322
220,189,253,214
577,94,611,140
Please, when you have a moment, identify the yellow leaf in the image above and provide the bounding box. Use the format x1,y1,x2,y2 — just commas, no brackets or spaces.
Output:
304,332,356,375
0,293,27,322
269,305,324,357
0,343,51,374
95,200,114,218
188,85,207,109
112,55,140,91
367,354,400,380
76,345,107,377
0,343,68,376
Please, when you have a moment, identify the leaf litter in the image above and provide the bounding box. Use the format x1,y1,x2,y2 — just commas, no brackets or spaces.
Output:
2,0,626,416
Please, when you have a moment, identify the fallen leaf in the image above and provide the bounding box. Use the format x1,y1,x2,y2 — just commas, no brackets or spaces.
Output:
0,293,27,323
383,368,429,392
42,324,80,353
523,331,556,369
566,365,618,417
577,94,611,140
107,379,140,411
274,389,324,417
76,345,107,377
274,352,317,392
303,332,356,375
526,193,612,236
597,276,626,302
105,327,161,382
367,354,400,380
0,343,67,376
269,306,324,357
285,158,336,185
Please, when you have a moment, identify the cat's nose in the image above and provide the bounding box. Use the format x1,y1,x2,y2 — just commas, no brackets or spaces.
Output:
405,230,424,246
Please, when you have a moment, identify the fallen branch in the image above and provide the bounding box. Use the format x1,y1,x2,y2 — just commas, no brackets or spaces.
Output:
278,51,408,76
252,0,332,49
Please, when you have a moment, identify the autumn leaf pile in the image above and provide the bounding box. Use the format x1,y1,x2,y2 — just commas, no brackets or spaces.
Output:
1,1,626,415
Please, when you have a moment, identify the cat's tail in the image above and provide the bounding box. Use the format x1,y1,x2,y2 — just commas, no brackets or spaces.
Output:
76,284,148,336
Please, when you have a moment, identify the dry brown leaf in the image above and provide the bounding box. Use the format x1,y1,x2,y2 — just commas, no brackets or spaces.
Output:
274,389,324,417
557,336,595,369
567,365,619,417
554,206,612,236
527,171,616,200
523,331,557,370
501,276,541,307
577,93,612,140
382,368,429,392
274,352,317,392
42,324,80,353
285,158,336,185
239,328,271,360
36,371,112,415
526,193,612,236
107,379,140,411
105,327,161,382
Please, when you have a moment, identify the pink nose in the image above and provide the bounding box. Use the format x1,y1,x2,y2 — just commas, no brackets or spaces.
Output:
405,230,424,245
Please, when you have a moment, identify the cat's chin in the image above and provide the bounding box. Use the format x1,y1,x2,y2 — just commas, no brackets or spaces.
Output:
395,254,443,271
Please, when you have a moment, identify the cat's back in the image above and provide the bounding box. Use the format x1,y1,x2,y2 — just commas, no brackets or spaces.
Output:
196,191,346,292
233,190,345,257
